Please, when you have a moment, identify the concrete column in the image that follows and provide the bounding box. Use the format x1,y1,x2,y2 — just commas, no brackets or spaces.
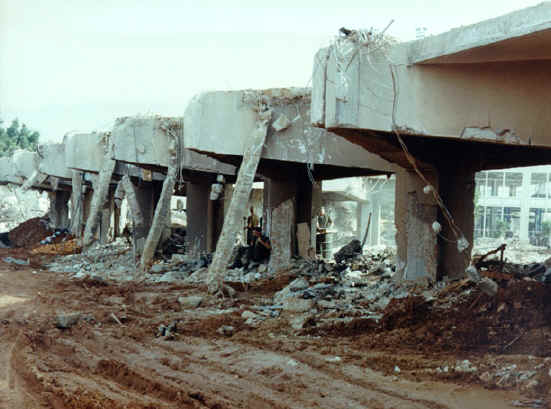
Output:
367,198,381,246
263,178,298,238
311,181,322,249
394,168,439,281
519,168,531,244
356,201,374,245
223,184,234,218
135,181,156,231
438,164,476,280
48,190,71,229
186,182,211,253
70,171,84,236
99,187,114,244
113,205,121,238
82,189,93,234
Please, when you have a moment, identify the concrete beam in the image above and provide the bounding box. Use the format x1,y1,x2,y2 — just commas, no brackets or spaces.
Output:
111,116,236,177
38,143,72,180
409,3,551,64
312,5,551,154
184,88,393,178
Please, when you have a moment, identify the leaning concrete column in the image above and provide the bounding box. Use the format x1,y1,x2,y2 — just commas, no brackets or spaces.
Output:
19,170,48,192
83,141,116,247
99,187,114,244
207,109,272,294
121,176,146,253
140,130,177,269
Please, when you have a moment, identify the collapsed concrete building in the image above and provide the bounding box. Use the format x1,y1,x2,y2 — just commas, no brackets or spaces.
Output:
310,2,551,281
2,3,549,284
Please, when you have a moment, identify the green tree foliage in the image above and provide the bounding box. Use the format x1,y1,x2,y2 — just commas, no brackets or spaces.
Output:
0,118,40,157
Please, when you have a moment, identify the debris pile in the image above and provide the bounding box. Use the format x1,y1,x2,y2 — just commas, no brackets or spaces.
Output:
7,217,52,247
46,239,137,281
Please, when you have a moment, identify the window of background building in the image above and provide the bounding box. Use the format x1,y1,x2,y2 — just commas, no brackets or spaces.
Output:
529,208,551,246
503,207,520,237
485,206,503,238
487,172,504,197
474,206,485,239
475,172,487,199
530,173,547,198
504,173,523,198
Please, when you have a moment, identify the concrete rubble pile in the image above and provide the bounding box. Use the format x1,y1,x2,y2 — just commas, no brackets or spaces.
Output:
0,185,49,232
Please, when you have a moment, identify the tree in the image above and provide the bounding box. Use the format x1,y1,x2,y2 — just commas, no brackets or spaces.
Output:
0,118,40,157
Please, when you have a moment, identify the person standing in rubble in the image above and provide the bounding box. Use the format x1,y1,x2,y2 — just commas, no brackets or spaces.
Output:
316,206,332,258
246,206,259,246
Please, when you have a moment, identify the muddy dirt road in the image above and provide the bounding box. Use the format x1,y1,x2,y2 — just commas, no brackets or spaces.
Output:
0,265,537,408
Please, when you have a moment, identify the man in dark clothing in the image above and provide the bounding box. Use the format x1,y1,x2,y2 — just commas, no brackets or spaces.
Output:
230,227,271,269
249,227,271,263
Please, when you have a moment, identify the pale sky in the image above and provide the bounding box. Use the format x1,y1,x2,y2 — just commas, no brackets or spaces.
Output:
0,0,543,142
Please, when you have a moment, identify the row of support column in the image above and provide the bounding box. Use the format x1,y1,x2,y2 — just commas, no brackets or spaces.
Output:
48,163,475,283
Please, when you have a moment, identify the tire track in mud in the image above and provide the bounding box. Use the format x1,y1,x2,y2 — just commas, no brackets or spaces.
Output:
128,336,450,409
0,335,23,409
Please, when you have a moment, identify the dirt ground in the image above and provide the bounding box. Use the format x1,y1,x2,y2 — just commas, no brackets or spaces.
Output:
0,251,545,409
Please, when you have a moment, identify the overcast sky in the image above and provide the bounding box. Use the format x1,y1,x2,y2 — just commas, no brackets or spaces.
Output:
0,0,542,142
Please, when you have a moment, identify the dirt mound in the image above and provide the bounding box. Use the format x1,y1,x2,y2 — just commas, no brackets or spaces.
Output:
8,217,52,248
307,279,551,356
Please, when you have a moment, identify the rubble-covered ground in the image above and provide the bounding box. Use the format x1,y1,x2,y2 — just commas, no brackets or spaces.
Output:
1,220,550,408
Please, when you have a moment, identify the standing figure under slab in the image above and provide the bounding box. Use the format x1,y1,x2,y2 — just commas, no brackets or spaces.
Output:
316,206,333,259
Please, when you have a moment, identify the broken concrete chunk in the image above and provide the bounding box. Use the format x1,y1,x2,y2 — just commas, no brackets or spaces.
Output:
2,257,29,265
272,114,292,132
289,277,309,291
478,277,498,297
334,240,362,264
178,296,203,309
151,263,169,274
455,359,477,373
465,265,480,282
55,312,81,329
157,271,188,283
216,325,235,337
282,297,314,313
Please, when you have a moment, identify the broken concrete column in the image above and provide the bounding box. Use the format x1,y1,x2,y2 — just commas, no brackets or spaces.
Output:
268,199,295,272
19,170,48,192
140,129,178,269
207,109,272,294
186,182,212,253
438,164,476,280
112,179,125,238
99,187,114,244
263,175,318,257
83,141,116,247
394,168,439,281
69,170,84,236
121,176,146,253
263,178,298,237
48,190,71,229
366,200,381,246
